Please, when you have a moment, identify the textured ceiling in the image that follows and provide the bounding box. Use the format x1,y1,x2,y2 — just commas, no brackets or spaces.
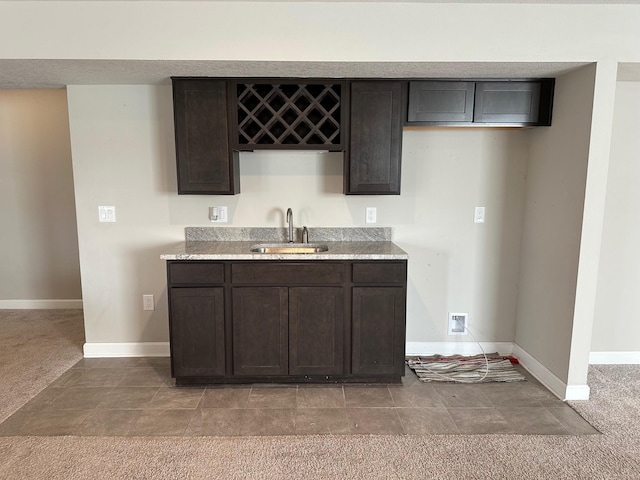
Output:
0,60,589,89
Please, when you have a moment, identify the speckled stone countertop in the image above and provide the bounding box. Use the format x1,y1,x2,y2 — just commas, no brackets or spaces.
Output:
160,227,408,261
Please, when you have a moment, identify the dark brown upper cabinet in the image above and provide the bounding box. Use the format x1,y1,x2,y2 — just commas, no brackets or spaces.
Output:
406,79,554,127
407,81,475,123
231,79,347,151
346,81,405,195
474,80,554,125
172,78,240,194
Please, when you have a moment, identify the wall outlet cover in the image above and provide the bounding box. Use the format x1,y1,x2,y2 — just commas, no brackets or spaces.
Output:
448,312,469,335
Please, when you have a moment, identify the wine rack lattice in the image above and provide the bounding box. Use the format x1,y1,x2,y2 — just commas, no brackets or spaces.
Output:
236,83,342,147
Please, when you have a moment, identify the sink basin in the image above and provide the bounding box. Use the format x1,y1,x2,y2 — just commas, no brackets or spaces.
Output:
250,243,329,254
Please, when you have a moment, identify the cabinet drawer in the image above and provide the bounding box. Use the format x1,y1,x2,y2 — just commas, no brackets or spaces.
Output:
169,262,225,285
352,262,406,284
232,262,344,285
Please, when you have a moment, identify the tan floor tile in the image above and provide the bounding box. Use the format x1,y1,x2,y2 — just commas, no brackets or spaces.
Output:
347,408,405,434
546,406,600,435
396,407,459,434
247,387,297,409
19,410,91,436
448,407,514,434
148,387,204,409
97,387,159,409
433,384,493,407
295,408,352,434
480,382,558,407
297,387,345,409
499,406,571,435
185,408,244,436
389,384,444,408
239,408,296,436
73,409,142,436
201,387,251,408
118,367,172,387
47,387,113,410
344,387,394,407
127,409,195,436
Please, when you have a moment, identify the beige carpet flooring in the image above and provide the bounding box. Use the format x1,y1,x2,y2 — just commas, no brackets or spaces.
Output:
1,309,639,479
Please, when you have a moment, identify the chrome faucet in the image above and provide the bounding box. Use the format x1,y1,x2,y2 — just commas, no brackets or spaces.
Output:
286,208,294,243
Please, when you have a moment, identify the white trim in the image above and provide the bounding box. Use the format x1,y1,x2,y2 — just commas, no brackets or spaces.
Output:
512,343,590,401
83,342,170,358
589,351,640,364
405,341,514,356
0,299,83,309
565,384,591,401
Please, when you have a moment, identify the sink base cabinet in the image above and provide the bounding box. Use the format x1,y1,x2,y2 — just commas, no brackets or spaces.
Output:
166,260,407,385
232,286,289,376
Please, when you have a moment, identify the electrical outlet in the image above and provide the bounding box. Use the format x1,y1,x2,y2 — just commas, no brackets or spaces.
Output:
474,206,486,224
366,207,377,224
143,294,154,311
448,312,468,335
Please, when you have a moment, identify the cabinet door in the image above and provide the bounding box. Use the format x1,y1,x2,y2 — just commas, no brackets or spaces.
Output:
352,287,406,375
289,287,344,376
407,81,475,124
172,79,240,194
232,287,288,376
347,81,404,195
474,81,542,124
169,287,226,377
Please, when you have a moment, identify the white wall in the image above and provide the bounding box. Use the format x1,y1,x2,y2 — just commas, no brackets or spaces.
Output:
0,89,81,306
1,3,640,63
592,81,640,355
6,1,640,395
67,84,530,349
514,65,595,382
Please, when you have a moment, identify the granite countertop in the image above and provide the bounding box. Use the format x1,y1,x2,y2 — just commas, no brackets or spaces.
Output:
160,227,408,261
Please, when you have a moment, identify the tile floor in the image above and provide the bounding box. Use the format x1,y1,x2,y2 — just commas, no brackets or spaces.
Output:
0,357,599,437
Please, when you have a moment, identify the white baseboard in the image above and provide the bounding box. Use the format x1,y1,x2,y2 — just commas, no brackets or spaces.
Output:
405,341,514,357
589,351,640,364
512,343,590,401
83,342,170,358
0,299,83,309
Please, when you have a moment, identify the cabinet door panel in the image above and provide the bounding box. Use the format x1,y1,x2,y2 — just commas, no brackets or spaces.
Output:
289,287,344,376
407,81,475,123
170,287,225,377
352,287,406,375
173,79,239,194
347,81,404,194
474,81,541,124
232,287,288,376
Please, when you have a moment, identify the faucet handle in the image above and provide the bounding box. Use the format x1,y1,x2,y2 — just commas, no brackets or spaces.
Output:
302,226,309,244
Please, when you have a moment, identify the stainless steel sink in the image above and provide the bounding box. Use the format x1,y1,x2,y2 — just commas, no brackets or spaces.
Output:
250,243,329,254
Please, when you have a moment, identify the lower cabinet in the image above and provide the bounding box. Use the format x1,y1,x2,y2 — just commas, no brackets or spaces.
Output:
169,287,226,377
232,286,344,377
352,287,406,376
232,286,288,376
166,260,406,384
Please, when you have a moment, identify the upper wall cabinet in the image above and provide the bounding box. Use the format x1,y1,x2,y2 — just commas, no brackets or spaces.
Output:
346,81,405,195
406,79,555,127
407,81,475,124
231,80,347,151
172,79,240,195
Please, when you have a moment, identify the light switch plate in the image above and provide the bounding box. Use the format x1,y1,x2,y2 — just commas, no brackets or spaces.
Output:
210,206,228,223
98,206,116,223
